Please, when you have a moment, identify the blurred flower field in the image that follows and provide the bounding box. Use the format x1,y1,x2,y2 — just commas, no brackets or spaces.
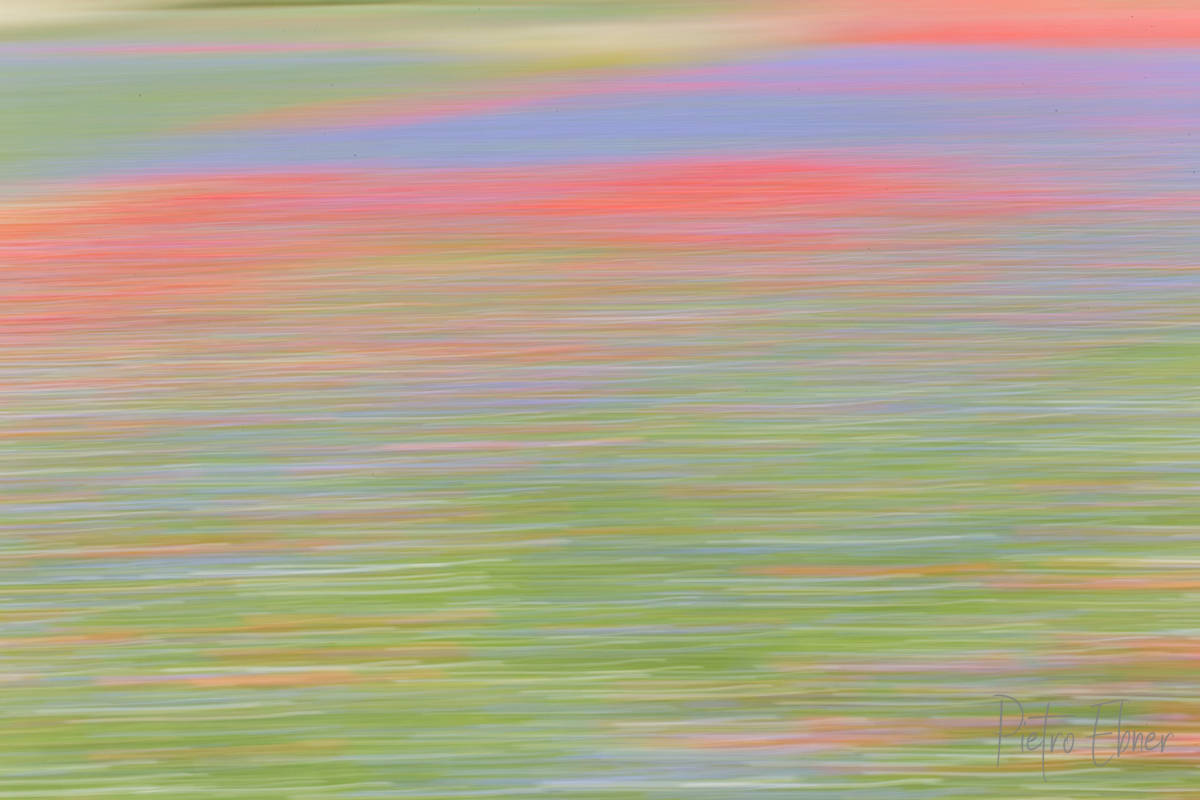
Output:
5,1,1200,797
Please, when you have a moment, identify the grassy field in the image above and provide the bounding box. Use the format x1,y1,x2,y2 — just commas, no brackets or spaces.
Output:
5,2,1200,798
